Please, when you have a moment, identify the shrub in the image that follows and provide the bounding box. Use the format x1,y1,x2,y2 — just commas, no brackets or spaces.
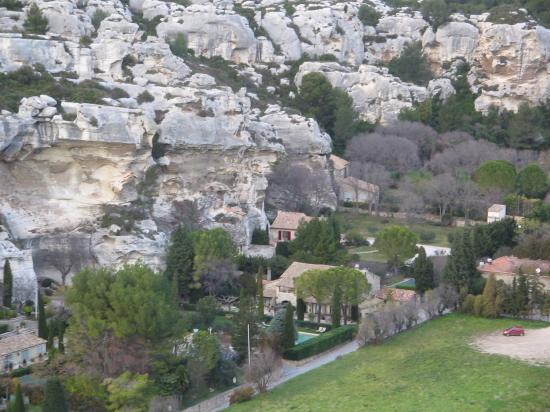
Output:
137,90,154,104
24,3,48,34
169,33,189,58
229,386,254,404
283,325,356,361
0,0,23,11
275,241,290,257
91,9,109,30
388,41,432,86
418,230,436,243
79,35,92,46
251,227,269,245
212,317,234,334
346,230,368,246
358,3,381,26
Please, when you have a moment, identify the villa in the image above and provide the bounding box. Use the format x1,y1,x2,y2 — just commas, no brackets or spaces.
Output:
263,261,379,323
0,329,47,371
478,256,550,290
270,211,313,243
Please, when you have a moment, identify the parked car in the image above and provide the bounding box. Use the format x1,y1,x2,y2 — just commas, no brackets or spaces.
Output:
503,326,525,336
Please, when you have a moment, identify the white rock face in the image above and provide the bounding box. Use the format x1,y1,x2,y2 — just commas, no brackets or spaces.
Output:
156,4,258,64
0,237,38,305
423,22,481,65
38,0,94,38
295,62,429,124
292,5,365,65
261,11,302,61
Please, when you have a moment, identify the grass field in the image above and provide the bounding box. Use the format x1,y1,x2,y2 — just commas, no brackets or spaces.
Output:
336,211,456,247
229,314,550,412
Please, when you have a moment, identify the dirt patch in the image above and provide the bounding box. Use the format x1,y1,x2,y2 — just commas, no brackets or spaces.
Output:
472,327,550,367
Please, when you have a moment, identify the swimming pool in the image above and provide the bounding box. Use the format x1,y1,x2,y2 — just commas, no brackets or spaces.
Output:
296,331,318,344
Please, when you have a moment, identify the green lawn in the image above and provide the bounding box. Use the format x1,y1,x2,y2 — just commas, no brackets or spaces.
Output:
348,245,387,263
337,211,456,247
229,314,550,412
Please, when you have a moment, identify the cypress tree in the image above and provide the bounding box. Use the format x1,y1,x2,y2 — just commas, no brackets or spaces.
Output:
23,3,48,34
13,384,24,412
3,260,13,308
412,247,434,294
256,267,264,320
296,298,305,321
281,304,296,350
517,273,529,315
481,273,497,318
165,226,195,299
331,282,342,328
37,292,48,340
43,378,68,412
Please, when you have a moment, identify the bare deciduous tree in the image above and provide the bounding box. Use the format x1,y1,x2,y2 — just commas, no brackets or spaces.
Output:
377,121,438,161
423,173,459,222
245,346,282,393
201,258,240,297
346,133,421,174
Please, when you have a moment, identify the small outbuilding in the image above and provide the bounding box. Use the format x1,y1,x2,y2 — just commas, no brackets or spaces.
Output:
487,204,506,223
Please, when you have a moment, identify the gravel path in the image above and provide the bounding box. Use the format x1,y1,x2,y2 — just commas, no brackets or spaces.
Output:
472,327,550,367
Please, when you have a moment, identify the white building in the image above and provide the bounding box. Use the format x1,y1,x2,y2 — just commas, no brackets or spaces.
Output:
487,204,506,223
0,329,47,372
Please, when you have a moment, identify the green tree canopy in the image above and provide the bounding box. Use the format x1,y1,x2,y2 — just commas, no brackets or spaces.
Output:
421,0,449,29
191,331,220,372
290,217,348,264
105,372,154,412
517,163,548,198
295,269,332,324
281,304,296,350
387,41,433,86
375,226,418,271
326,266,370,324
444,229,481,293
474,160,517,194
193,228,237,276
358,3,381,26
196,296,219,328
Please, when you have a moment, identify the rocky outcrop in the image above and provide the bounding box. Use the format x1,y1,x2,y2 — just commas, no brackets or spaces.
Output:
0,234,37,304
295,62,430,124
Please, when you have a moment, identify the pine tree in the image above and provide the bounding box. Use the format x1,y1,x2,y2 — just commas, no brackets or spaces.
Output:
165,226,195,299
13,384,24,412
37,292,48,340
331,282,342,328
412,247,434,294
281,304,296,350
471,225,491,258
296,298,305,321
43,378,68,412
23,3,48,34
481,273,497,317
444,230,480,293
256,267,264,321
3,260,13,308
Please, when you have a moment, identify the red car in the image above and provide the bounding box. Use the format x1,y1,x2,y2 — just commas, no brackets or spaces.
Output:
503,326,525,336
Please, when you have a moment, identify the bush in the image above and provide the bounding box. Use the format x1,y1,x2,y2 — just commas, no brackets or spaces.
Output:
251,227,269,245
283,325,356,361
346,230,368,246
169,33,189,58
418,230,436,243
229,386,254,404
91,9,109,30
79,35,92,47
137,90,154,104
212,317,234,334
275,241,290,257
0,0,23,11
388,41,433,86
24,3,48,34
358,3,381,26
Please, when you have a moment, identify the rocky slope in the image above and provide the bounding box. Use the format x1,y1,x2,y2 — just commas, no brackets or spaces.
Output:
0,0,549,291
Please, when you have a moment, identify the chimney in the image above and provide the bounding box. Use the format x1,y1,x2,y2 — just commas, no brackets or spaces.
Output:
267,267,272,281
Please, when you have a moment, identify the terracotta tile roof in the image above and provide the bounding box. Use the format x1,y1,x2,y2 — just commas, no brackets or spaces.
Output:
0,330,46,357
488,204,506,213
478,256,550,276
271,211,313,231
268,261,336,290
341,176,379,193
330,154,349,171
375,288,416,302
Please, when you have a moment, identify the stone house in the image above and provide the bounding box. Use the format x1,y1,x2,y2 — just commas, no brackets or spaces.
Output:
0,329,47,372
487,204,506,223
330,155,380,211
269,211,313,243
478,256,550,290
263,261,379,323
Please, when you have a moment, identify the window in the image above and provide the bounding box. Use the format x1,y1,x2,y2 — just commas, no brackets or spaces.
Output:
279,231,291,241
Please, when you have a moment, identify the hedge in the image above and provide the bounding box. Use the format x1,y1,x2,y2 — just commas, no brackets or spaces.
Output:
283,325,356,361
